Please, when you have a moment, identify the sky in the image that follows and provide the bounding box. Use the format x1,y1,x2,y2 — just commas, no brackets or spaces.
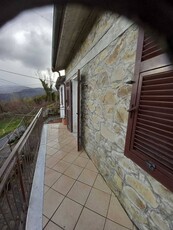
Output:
0,5,60,90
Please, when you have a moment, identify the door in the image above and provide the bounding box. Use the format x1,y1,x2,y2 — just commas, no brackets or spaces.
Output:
65,81,73,132
77,69,82,151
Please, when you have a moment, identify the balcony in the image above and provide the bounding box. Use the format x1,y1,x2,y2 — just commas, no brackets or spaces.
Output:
0,116,137,230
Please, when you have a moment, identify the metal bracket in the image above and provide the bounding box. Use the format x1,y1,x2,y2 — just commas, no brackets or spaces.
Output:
126,80,135,84
127,106,137,112
146,161,156,171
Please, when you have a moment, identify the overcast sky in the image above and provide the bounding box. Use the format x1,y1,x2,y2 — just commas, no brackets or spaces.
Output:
0,5,59,90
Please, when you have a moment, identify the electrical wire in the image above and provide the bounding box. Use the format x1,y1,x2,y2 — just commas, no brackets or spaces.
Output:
0,68,56,83
0,68,39,80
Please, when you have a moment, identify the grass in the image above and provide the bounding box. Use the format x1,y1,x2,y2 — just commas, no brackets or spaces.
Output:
0,117,22,138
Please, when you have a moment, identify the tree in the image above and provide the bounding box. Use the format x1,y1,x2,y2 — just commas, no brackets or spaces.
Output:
36,68,56,102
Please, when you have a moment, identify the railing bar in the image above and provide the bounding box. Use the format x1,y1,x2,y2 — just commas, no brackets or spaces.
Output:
18,117,39,154
0,108,42,178
22,147,32,193
0,205,12,230
0,158,16,195
14,172,24,212
11,177,21,220
16,155,27,204
4,188,16,221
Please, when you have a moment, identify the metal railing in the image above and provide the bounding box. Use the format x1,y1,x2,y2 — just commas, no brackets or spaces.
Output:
0,108,43,230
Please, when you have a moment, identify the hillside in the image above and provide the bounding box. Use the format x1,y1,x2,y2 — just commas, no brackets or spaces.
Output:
0,85,29,94
0,87,45,101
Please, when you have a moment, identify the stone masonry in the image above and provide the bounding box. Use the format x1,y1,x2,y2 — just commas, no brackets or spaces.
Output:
66,12,173,230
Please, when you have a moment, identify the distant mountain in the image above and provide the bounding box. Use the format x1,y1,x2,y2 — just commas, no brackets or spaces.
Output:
0,87,45,101
0,85,29,94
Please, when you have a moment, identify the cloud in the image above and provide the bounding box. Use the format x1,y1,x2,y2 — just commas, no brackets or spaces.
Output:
0,6,52,70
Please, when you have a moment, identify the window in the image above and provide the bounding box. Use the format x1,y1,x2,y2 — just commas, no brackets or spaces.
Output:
125,29,173,192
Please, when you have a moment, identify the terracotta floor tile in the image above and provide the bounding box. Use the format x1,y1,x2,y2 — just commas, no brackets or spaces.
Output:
42,215,49,228
54,150,69,159
104,219,129,230
107,195,133,229
44,168,62,187
46,156,62,168
51,142,61,148
64,164,83,179
67,181,91,205
46,147,59,156
62,153,78,163
52,175,75,195
78,168,97,186
52,198,82,230
73,156,89,168
85,188,110,217
60,145,75,153
47,140,59,148
43,189,64,218
44,185,50,194
53,160,71,173
74,208,105,230
46,155,51,160
44,221,62,230
79,151,89,159
85,161,98,172
93,174,111,194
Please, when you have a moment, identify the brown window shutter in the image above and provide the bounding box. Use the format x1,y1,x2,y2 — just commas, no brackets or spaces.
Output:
125,29,173,192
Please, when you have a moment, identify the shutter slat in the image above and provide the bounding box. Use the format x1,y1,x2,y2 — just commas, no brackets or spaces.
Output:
143,72,173,81
141,89,173,96
143,76,173,85
139,105,173,114
142,82,173,90
136,122,173,139
140,100,173,107
142,45,161,56
135,133,173,156
142,49,163,61
137,118,173,132
138,109,173,120
141,95,173,101
136,129,173,148
138,113,173,127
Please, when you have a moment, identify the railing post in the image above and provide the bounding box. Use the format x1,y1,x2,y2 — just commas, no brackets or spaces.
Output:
16,152,27,205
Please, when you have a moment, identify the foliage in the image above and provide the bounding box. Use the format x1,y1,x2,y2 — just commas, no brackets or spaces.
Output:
0,117,21,138
36,68,57,103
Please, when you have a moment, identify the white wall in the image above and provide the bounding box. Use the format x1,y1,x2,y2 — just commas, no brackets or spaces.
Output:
59,84,65,118
72,77,78,133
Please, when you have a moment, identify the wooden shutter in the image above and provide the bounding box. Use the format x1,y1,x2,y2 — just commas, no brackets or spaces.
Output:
77,70,82,151
65,80,73,132
125,29,173,192
141,34,164,61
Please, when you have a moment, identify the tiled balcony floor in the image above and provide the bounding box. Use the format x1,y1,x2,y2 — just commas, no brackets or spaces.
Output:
43,123,136,230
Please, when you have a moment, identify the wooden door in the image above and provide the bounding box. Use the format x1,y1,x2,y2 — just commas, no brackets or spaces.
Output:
77,70,82,151
65,81,73,132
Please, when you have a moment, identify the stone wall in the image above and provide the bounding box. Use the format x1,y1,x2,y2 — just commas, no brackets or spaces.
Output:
66,12,173,230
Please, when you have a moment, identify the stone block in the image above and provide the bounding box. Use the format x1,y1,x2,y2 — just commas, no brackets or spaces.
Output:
124,186,146,210
101,124,115,143
126,175,158,208
113,173,123,191
103,90,117,104
150,212,170,230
